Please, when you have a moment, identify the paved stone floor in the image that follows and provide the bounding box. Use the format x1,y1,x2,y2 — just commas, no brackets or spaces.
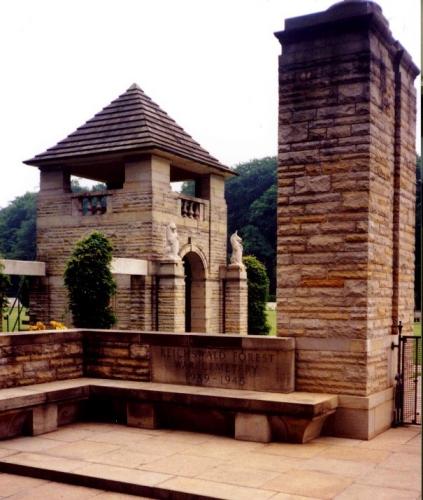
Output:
0,423,420,499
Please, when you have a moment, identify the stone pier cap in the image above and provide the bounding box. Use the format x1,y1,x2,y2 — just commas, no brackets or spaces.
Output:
275,0,419,76
275,1,388,41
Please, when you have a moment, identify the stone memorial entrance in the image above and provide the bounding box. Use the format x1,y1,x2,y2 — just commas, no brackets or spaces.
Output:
4,0,417,448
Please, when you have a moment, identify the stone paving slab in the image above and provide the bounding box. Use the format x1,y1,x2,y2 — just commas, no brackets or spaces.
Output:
0,473,46,497
335,483,420,500
0,423,420,499
294,456,376,478
262,469,353,499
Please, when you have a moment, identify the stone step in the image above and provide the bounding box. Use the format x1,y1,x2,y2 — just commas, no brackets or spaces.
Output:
0,455,216,500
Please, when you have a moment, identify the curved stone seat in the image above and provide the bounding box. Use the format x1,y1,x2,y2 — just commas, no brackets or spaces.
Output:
0,378,337,444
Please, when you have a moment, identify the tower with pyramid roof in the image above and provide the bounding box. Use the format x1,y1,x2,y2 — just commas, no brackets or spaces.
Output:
25,84,247,334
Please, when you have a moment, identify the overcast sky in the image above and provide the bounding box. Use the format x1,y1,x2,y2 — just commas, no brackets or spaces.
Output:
0,0,420,208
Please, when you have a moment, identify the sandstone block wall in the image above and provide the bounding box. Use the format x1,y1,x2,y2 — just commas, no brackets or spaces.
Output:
84,331,150,381
0,331,83,389
0,330,294,393
276,2,418,397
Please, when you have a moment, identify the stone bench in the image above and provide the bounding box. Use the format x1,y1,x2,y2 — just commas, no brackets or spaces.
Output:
0,378,337,443
0,379,91,438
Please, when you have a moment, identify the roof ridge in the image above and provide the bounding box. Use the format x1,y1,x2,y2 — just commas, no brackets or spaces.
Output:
131,85,155,144
118,84,213,157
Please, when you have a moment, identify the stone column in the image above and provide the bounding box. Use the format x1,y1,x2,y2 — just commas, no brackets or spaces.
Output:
222,264,248,335
130,275,154,331
112,275,131,330
275,1,418,439
157,260,185,333
35,168,72,324
28,276,50,325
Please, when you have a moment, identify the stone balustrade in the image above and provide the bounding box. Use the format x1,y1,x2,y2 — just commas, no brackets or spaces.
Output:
75,192,109,215
179,195,203,220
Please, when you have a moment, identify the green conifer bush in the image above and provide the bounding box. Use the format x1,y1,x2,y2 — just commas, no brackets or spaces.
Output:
64,232,116,328
243,255,270,335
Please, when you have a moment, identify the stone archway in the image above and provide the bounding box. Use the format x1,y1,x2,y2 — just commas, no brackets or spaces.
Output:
182,251,206,333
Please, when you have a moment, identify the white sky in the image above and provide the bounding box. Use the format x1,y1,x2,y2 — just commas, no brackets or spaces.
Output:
0,0,420,208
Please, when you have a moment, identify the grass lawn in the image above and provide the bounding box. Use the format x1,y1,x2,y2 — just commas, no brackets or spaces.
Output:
266,307,276,336
412,322,422,366
1,307,29,333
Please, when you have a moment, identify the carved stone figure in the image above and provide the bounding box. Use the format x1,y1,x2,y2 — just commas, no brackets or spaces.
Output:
230,230,244,267
165,222,180,260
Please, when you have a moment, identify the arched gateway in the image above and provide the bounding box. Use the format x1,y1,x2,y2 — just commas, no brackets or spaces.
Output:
24,84,247,334
182,249,207,333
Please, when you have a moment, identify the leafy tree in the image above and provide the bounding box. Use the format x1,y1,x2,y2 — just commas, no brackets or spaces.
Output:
64,232,116,328
226,157,276,231
0,192,36,261
225,157,277,296
180,180,195,196
243,255,270,335
71,179,106,193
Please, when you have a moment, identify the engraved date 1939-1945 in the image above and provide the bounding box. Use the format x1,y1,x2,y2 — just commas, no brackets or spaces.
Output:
187,371,246,386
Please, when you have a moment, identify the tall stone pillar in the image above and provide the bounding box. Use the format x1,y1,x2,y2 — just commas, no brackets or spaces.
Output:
157,260,185,333
275,1,418,439
222,264,248,335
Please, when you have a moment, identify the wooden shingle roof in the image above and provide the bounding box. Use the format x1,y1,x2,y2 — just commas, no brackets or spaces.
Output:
25,84,232,175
